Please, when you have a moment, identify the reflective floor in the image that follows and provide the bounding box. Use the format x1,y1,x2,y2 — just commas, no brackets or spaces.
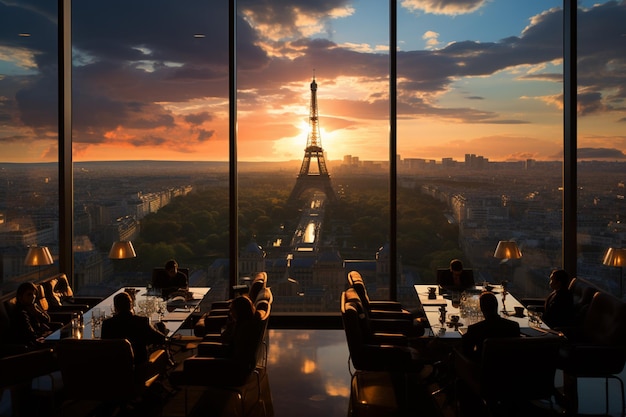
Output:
264,329,626,417
266,330,353,417
2,328,625,417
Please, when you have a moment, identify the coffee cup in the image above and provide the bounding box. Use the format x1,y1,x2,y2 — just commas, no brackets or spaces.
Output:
514,306,525,317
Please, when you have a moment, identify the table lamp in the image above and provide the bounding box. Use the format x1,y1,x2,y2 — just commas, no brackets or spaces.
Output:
603,247,626,298
494,240,522,309
493,240,522,260
24,245,54,279
108,241,136,259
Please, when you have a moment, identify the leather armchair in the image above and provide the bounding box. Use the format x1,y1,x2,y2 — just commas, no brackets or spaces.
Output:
567,277,597,324
43,274,102,310
343,285,424,339
341,290,425,373
55,338,167,415
348,270,405,313
0,348,57,417
36,283,82,326
194,272,268,338
347,271,425,337
557,291,626,415
454,336,565,416
0,296,31,357
172,288,272,417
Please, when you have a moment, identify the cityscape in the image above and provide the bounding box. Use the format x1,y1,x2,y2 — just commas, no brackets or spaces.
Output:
1,155,624,312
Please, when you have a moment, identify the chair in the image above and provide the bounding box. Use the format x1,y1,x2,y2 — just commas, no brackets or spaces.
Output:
55,338,166,417
194,272,268,338
43,274,102,311
348,270,405,313
0,295,31,357
0,348,57,417
557,291,626,416
173,288,272,417
567,277,597,324
521,277,597,323
36,282,84,325
454,336,565,417
341,290,425,373
347,271,425,337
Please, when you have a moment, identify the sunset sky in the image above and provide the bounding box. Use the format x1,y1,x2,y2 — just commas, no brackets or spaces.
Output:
1,0,625,163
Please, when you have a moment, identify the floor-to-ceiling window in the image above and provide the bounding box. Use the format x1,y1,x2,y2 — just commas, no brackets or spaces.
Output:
0,1,60,292
1,1,625,306
576,0,626,297
234,1,391,313
397,0,565,301
68,1,230,298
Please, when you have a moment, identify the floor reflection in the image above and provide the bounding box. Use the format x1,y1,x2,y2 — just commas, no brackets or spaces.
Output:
267,329,351,417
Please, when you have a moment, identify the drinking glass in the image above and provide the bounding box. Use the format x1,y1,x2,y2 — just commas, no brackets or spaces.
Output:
91,308,101,326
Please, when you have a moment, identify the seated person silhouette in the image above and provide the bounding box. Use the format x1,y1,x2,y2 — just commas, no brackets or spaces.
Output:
101,292,167,365
153,259,188,299
462,292,520,362
541,269,575,329
9,282,59,348
220,295,256,349
437,259,475,292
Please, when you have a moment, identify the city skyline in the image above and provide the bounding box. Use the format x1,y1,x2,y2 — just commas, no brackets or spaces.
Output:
1,1,625,163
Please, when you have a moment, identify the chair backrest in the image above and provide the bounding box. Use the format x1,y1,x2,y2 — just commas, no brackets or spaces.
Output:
34,284,49,312
55,338,137,401
186,295,271,387
341,290,369,369
41,278,62,309
567,277,597,326
254,287,273,321
0,348,57,389
249,272,267,302
347,271,372,310
480,336,563,402
582,291,626,346
568,278,593,303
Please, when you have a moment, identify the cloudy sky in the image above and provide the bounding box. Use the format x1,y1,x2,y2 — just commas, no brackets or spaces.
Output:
0,0,625,163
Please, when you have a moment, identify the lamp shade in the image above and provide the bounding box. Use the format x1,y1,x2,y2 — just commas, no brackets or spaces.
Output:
494,240,522,259
108,241,136,259
603,247,626,267
24,246,54,266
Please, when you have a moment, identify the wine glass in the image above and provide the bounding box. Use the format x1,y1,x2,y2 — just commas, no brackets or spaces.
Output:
91,308,101,326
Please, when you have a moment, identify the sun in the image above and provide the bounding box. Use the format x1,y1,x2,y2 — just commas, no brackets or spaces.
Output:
298,120,310,140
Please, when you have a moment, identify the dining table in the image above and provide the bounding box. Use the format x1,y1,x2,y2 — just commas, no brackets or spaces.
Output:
414,284,553,339
46,286,210,341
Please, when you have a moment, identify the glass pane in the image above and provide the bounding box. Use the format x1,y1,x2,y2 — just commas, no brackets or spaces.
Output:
71,2,229,298
0,2,60,291
237,0,390,312
576,0,626,298
398,0,563,302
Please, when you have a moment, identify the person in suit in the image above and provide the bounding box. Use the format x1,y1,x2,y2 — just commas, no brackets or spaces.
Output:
541,269,575,329
101,292,167,364
462,291,520,362
438,259,474,292
154,259,188,299
9,282,54,347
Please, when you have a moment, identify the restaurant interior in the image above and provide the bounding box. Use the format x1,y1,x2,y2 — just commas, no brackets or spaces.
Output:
1,1,626,416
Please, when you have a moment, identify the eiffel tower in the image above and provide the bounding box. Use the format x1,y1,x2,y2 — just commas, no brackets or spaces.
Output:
288,76,336,205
